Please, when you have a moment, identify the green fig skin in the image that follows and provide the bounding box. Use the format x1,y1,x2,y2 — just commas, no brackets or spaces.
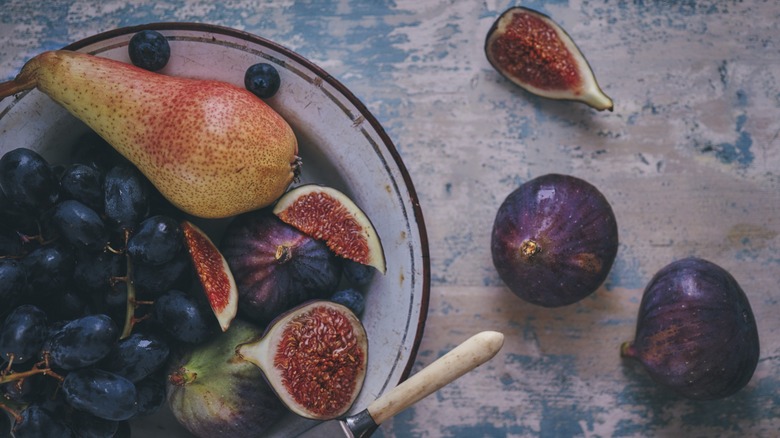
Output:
166,319,285,437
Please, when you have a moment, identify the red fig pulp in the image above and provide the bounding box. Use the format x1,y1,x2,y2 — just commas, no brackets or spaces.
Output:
621,257,760,400
237,300,368,420
485,6,613,111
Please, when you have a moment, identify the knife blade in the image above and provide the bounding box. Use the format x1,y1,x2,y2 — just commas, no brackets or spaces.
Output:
295,330,505,438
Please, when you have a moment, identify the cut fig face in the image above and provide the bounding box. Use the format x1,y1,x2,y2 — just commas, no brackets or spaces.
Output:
485,6,613,111
273,184,386,274
181,220,238,332
237,300,369,420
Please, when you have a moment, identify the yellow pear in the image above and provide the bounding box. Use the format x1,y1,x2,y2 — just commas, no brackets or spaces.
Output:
0,50,300,219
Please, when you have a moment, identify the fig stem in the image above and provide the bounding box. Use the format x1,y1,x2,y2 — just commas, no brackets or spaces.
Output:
620,341,637,359
520,239,541,258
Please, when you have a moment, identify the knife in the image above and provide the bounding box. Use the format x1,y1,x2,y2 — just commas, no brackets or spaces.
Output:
294,330,505,438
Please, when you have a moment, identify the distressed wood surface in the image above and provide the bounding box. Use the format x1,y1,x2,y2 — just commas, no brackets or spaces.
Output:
2,1,779,437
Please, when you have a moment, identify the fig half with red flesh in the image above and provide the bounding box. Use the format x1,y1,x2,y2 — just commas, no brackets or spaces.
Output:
220,209,343,326
237,300,369,420
273,184,386,274
485,6,613,111
491,174,618,307
181,220,238,332
621,257,760,400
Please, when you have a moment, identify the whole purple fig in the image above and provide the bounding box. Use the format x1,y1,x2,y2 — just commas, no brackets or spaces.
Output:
491,174,618,307
621,257,760,400
220,209,342,325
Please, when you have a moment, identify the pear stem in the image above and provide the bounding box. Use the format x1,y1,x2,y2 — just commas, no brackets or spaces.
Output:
0,77,36,99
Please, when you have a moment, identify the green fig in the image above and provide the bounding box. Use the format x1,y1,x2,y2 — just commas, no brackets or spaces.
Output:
0,50,300,218
166,319,285,437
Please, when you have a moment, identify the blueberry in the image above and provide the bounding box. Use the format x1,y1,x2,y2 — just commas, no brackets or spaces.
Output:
342,258,375,287
244,63,281,99
330,288,366,316
128,30,170,71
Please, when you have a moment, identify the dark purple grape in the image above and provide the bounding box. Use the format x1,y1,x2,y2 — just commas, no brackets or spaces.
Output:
0,148,60,214
73,250,125,295
330,288,366,316
0,305,48,364
103,165,149,232
152,289,217,344
11,404,72,438
70,409,119,438
622,257,760,400
62,368,138,421
1,373,43,403
0,189,35,235
21,243,74,301
244,62,281,99
47,314,118,370
113,421,131,438
0,408,9,436
491,173,618,307
52,200,108,252
342,258,375,287
45,290,92,323
126,215,182,265
60,163,104,212
0,226,24,257
71,131,127,172
100,332,170,382
0,259,26,311
128,30,171,72
134,375,166,416
132,250,191,298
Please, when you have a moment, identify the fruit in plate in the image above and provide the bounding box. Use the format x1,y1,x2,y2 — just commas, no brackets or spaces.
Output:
128,29,171,72
237,300,368,420
621,257,760,400
0,50,300,219
181,220,238,332
167,319,285,438
485,6,613,111
221,209,343,325
491,174,618,307
273,184,386,273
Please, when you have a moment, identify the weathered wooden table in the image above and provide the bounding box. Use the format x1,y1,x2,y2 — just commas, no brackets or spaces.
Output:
2,1,778,436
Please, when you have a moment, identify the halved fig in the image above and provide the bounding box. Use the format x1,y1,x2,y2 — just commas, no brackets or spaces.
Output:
485,6,613,111
237,300,369,420
220,209,343,325
273,184,386,274
181,220,238,332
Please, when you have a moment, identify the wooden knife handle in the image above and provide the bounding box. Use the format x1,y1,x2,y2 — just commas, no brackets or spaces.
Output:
366,330,505,426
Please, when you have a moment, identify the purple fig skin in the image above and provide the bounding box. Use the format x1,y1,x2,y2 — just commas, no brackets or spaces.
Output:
491,174,618,307
220,208,342,325
621,257,760,401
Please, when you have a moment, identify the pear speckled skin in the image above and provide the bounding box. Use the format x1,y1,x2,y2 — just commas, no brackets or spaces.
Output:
5,50,299,219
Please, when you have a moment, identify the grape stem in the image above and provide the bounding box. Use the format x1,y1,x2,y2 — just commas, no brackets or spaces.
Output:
121,232,137,340
0,357,64,385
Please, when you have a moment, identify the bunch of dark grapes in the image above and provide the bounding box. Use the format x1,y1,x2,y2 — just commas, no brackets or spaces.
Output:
0,133,220,437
